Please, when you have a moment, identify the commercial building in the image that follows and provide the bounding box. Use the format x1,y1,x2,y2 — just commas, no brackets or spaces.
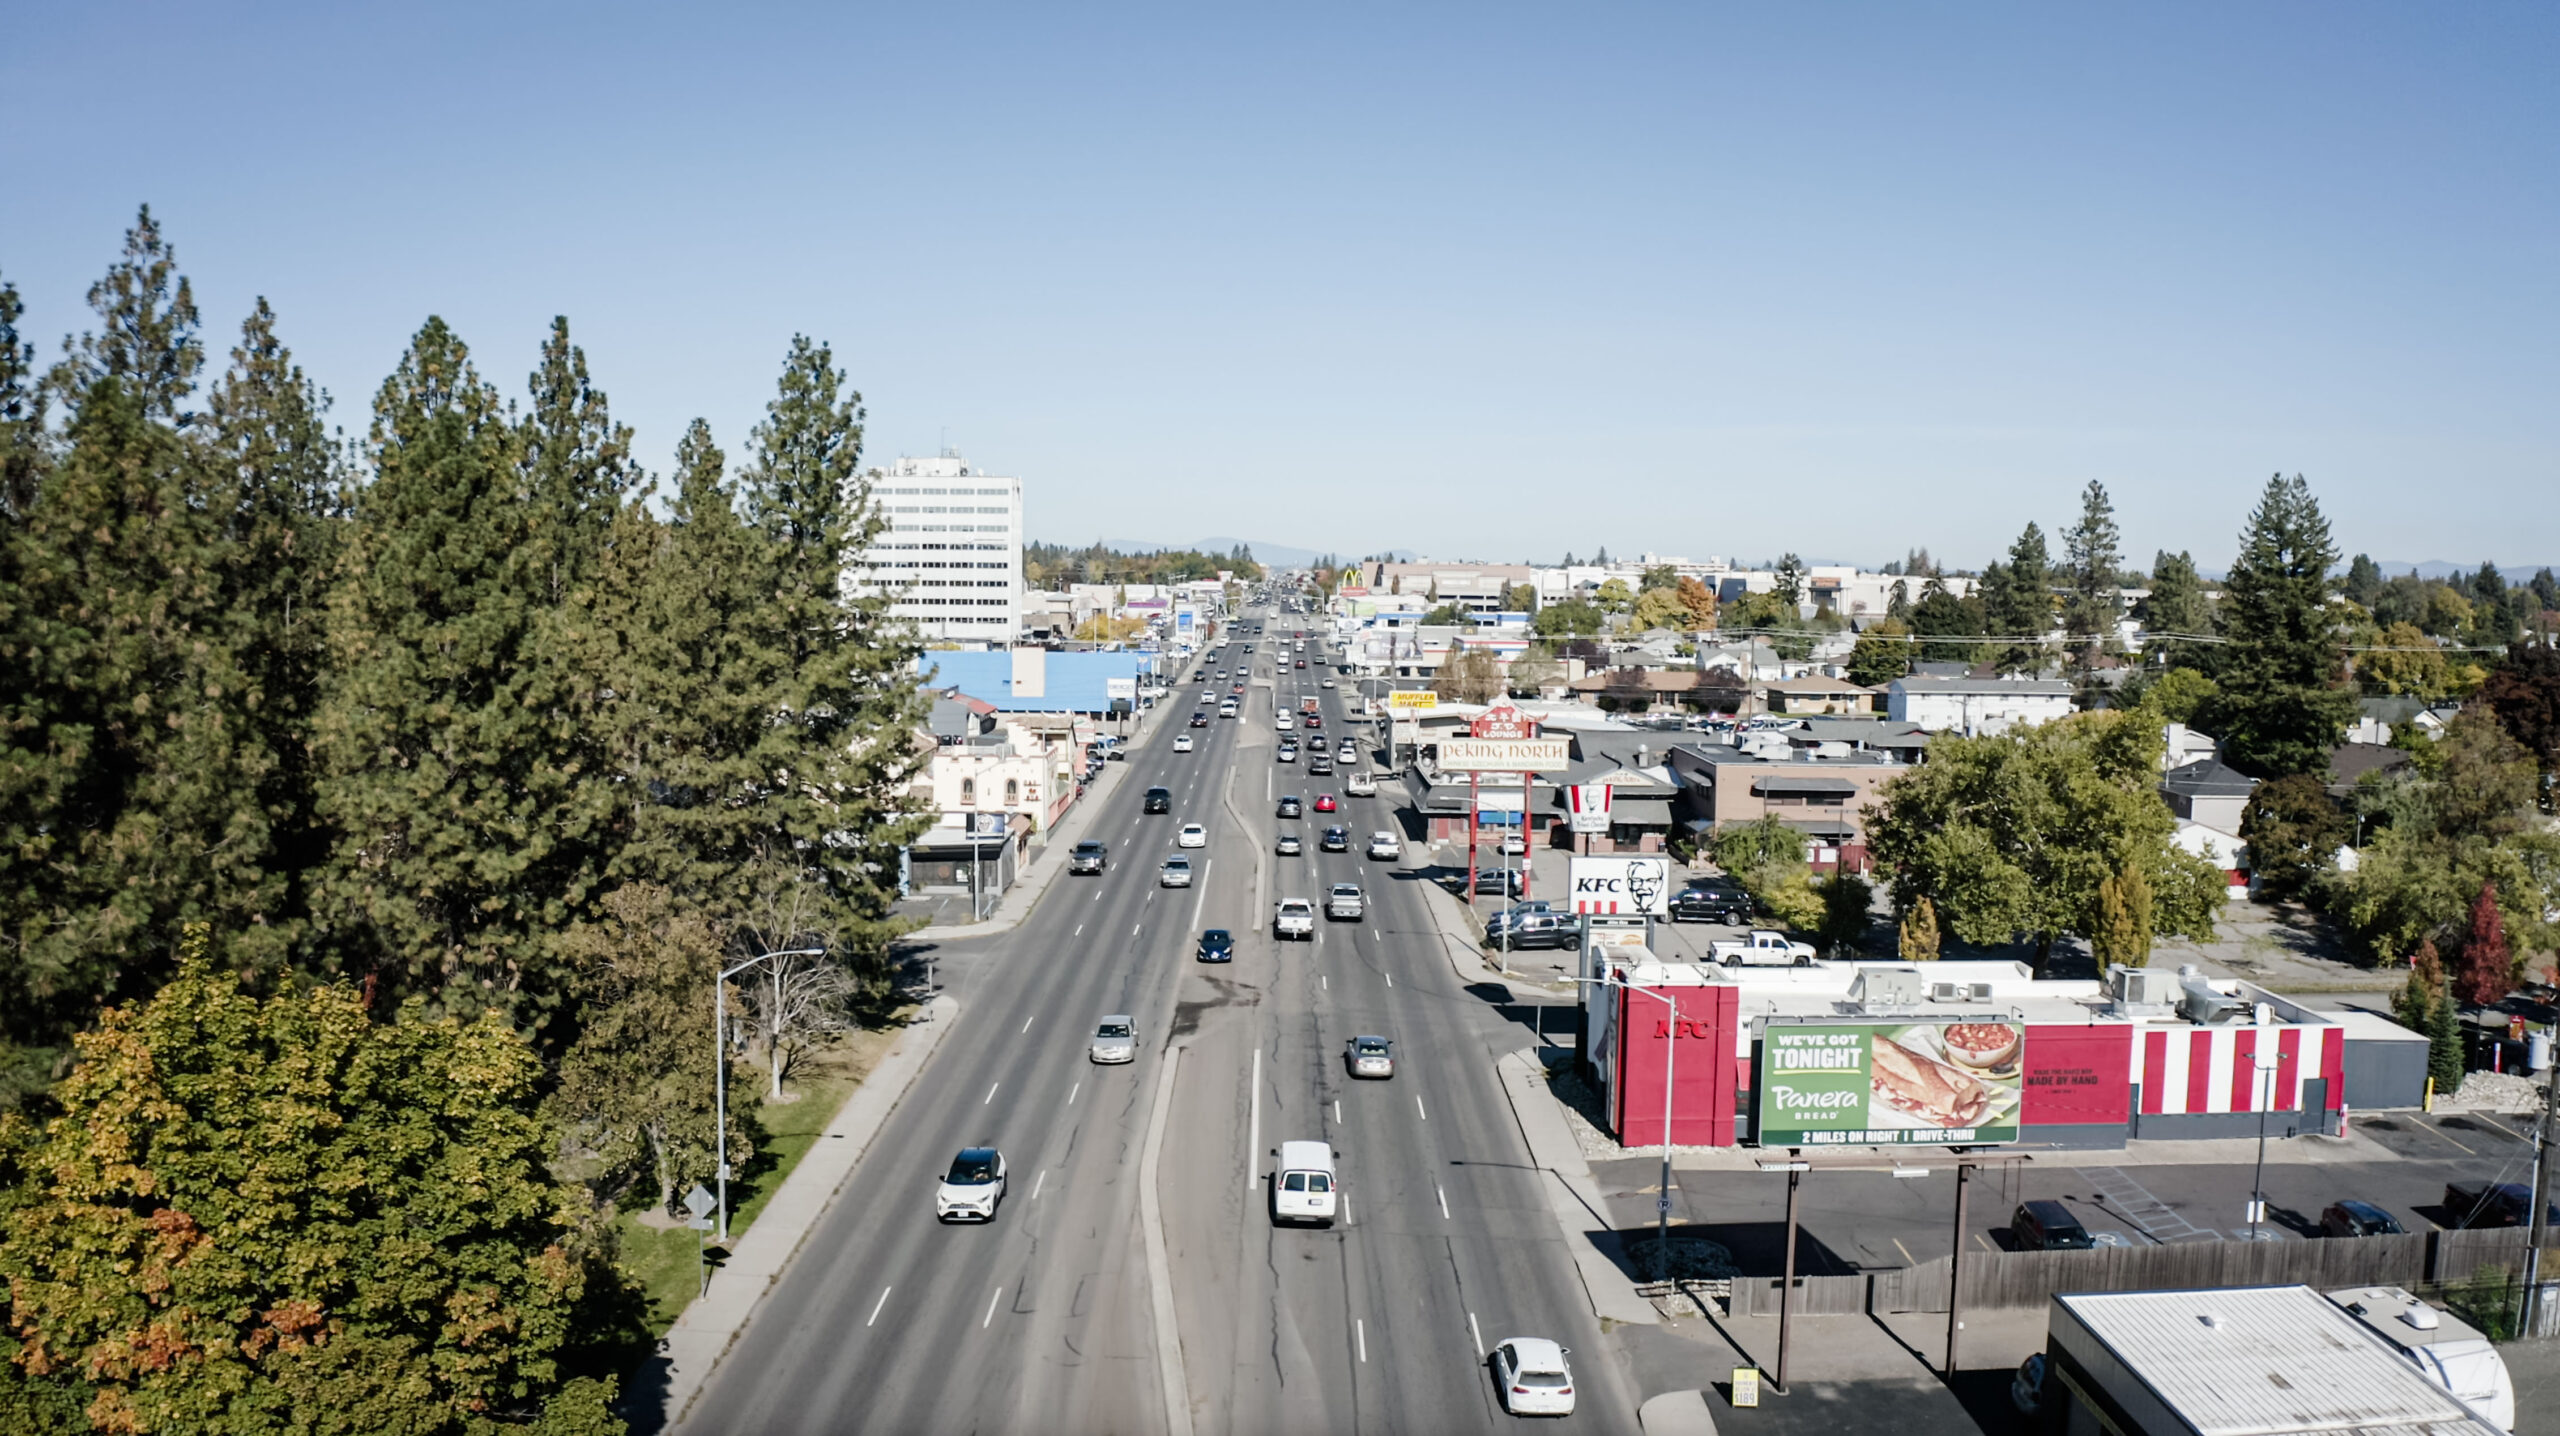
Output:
855,453,1022,644
1886,674,2076,734
1665,738,1908,860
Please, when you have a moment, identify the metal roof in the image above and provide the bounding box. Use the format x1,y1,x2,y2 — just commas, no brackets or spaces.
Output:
2053,1286,2502,1436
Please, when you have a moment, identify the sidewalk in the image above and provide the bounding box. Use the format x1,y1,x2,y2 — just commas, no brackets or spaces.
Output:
629,993,959,1434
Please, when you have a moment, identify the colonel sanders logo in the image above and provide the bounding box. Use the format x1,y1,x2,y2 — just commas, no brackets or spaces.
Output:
1625,857,1668,914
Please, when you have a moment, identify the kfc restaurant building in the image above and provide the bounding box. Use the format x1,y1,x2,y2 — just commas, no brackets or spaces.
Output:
1582,953,2351,1150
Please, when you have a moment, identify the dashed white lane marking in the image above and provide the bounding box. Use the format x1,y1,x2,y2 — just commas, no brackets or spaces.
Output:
868,1287,892,1327
1133,923,1142,936
1075,923,1084,936
1068,1082,1080,1106
1021,1015,1034,1033
982,1286,1002,1329
1385,973,1393,989
984,1082,1000,1106
1416,1095,1427,1121
1334,1099,1342,1124
1357,1318,1367,1363
1033,1170,1047,1200
1438,1183,1450,1220
1469,1311,1484,1358
1322,974,1327,990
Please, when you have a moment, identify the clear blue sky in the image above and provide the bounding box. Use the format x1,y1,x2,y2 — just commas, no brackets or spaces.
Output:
4,2,2552,572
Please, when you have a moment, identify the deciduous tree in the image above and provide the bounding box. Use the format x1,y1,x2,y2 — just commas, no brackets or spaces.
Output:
2482,639,2560,808
2456,883,2513,1006
2238,775,2348,903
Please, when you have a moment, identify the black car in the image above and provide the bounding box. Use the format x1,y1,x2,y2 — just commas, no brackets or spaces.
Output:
1144,787,1172,814
2444,1180,2558,1228
1190,712,1210,727
2010,1200,2096,1251
2320,1200,2406,1237
1197,928,1235,963
1068,841,1108,875
1471,867,1527,897
1321,826,1350,852
1484,909,1577,951
1277,795,1303,819
1668,882,1753,924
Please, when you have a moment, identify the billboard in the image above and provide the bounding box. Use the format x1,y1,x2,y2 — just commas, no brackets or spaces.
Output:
1567,783,1614,835
1569,855,1673,915
1756,1021,2023,1147
1470,703,1537,739
1438,737,1571,773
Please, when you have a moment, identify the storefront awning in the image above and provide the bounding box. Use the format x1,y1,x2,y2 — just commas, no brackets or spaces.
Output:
1751,776,1860,797
1608,798,1674,826
1776,816,1859,840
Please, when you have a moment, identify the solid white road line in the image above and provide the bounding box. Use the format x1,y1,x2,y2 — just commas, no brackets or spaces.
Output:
868,1287,892,1327
1033,1170,1047,1200
1469,1311,1485,1358
1438,1183,1450,1220
982,1286,1002,1329
1068,1081,1080,1106
1357,1318,1368,1363
1416,1094,1427,1121
984,1082,1000,1106
1246,1047,1262,1192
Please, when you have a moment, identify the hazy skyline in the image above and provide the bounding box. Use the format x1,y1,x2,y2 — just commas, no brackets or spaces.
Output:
3,2,2552,571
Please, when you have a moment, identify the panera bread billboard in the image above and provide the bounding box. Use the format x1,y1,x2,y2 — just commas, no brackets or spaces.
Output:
1755,1021,2024,1147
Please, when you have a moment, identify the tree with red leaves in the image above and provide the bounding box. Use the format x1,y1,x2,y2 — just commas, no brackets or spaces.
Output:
2456,882,2514,1007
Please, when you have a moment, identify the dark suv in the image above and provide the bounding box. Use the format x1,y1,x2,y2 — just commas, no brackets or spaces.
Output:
1144,787,1172,814
1668,881,1753,924
2444,1181,2557,1228
2320,1200,2405,1237
1068,841,1108,875
2010,1200,2096,1251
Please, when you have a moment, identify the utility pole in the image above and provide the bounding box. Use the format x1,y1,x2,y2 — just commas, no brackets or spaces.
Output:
2526,1043,2558,1335
1945,1162,1973,1377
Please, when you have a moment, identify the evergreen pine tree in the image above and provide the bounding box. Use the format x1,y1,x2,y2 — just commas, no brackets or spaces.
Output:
2135,549,2213,671
1898,895,1941,961
2344,554,2384,608
2210,474,2356,777
731,337,931,999
1982,523,2055,674
0,276,44,517
2062,480,2123,676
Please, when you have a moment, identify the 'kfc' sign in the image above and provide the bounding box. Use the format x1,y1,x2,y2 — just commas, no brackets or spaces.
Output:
1570,856,1671,916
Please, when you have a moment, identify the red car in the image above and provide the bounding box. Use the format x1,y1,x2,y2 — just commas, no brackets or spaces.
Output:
1314,793,1338,813
1295,659,1306,669
1303,713,1322,729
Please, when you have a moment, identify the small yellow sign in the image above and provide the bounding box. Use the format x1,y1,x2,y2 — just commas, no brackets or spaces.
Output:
1384,690,1439,711
1731,1367,1760,1407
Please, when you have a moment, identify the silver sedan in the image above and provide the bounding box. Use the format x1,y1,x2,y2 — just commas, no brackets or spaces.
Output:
1345,1035,1395,1079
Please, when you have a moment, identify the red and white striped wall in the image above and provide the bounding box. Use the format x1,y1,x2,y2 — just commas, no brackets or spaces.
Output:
2133,1023,2341,1116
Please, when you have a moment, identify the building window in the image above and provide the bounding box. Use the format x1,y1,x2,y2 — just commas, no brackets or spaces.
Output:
960,777,976,805
1005,778,1020,804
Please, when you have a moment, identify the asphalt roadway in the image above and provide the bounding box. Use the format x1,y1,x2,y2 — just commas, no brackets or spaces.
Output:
681,610,1638,1435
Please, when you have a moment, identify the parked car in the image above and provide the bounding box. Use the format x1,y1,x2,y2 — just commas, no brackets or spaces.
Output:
1345,1035,1395,1079
1471,867,1526,897
1321,826,1350,853
2010,1200,2097,1251
1707,930,1818,966
1491,1338,1576,1417
1067,841,1108,875
1276,832,1303,856
1089,1015,1137,1064
1496,832,1527,857
1669,881,1754,924
1144,786,1172,814
1277,795,1303,819
1196,929,1234,964
2444,1181,2558,1228
934,1147,1008,1223
1484,907,1577,951
1159,856,1193,888
2321,1200,2407,1237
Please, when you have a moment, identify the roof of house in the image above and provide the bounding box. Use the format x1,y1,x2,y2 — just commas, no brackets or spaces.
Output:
1887,674,2076,697
2328,742,2414,789
1569,668,1750,694
2161,758,2259,800
1792,717,1931,750
1764,675,1874,695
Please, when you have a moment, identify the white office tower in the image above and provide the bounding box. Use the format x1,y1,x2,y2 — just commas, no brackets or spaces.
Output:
857,453,1022,645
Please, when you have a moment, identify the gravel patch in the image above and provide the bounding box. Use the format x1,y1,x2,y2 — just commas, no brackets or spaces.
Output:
2443,1070,2551,1114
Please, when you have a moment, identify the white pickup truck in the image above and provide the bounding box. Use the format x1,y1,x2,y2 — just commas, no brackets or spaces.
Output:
1274,898,1315,941
1708,930,1818,966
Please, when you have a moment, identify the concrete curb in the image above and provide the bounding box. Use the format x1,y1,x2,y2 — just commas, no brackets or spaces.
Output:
1140,1046,1196,1436
1638,1389,1720,1435
646,994,961,1434
1493,1051,1659,1328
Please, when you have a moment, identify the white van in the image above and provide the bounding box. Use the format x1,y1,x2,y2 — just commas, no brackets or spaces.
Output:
1271,1139,1339,1226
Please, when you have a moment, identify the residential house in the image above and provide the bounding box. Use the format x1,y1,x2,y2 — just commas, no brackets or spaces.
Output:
1761,675,1880,716
1886,674,2076,734
2159,758,2257,833
1569,667,1750,715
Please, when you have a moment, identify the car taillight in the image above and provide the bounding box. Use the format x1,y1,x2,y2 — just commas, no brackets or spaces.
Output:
1512,1388,1529,1395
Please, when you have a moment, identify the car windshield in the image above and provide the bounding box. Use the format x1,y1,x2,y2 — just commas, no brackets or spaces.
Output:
946,1152,998,1184
1202,930,1231,946
1332,884,1359,897
1075,843,1103,855
1164,858,1188,869
1097,1022,1131,1039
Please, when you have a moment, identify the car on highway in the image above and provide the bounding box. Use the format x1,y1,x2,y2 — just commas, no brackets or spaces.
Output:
1345,771,1377,797
1366,831,1401,861
1345,1035,1395,1079
1326,882,1364,919
1276,832,1303,856
1294,658,1306,669
1669,880,1754,924
1276,794,1303,818
1491,1338,1575,1417
1321,677,1336,688
934,1147,1008,1223
1089,1015,1137,1064
1173,734,1194,752
1270,1139,1338,1227
1273,898,1315,940
2321,1200,2407,1237
1314,793,1338,813
1196,928,1234,963
1320,826,1350,853
1189,711,1210,727
1307,755,1333,776
1275,712,1295,731
1144,786,1172,814
1337,740,1358,762
2010,1200,2098,1251
1276,742,1297,764
1159,856,1193,888
1178,822,1207,848
1302,712,1321,729
1219,701,1238,718
1068,841,1108,874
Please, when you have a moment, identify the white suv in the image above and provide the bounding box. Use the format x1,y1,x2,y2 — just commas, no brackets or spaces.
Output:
934,1147,1008,1223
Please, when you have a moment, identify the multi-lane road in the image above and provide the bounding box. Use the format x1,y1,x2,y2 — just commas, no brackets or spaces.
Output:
681,608,1638,1434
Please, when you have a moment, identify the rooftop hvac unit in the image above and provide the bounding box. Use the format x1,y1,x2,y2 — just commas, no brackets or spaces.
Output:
1929,982,1967,1003
2177,978,2247,1025
1850,966,1925,1007
2109,965,2174,1007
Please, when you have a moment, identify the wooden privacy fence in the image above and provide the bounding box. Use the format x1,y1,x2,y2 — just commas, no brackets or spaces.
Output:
1753,1229,2559,1318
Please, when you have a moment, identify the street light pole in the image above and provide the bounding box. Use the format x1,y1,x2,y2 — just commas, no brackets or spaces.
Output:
714,946,826,1243
1572,972,1678,1281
